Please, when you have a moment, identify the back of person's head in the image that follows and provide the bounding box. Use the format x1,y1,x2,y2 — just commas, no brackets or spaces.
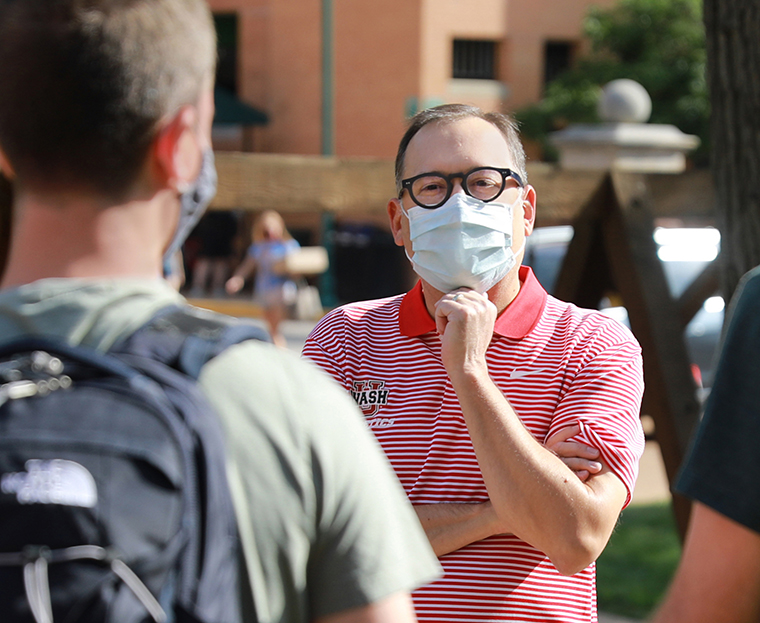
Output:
0,0,216,200
394,104,528,196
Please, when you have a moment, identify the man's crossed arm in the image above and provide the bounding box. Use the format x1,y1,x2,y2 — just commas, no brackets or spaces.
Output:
426,289,631,575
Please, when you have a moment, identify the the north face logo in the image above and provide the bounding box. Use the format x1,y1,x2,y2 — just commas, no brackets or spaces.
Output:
351,379,390,417
1,459,97,508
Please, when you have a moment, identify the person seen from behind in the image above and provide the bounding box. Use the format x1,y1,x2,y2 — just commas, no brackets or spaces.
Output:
0,1,441,621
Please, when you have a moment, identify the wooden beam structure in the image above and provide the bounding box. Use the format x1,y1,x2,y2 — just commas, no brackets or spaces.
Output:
554,171,706,539
211,153,614,221
0,154,718,255
212,153,396,214
211,152,716,224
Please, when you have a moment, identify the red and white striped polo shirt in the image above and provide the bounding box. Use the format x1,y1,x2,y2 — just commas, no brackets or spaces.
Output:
303,266,645,622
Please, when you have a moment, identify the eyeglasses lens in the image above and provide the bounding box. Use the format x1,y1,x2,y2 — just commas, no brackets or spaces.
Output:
411,175,448,208
465,169,504,202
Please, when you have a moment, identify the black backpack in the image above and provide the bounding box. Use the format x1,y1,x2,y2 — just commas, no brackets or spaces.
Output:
0,306,269,623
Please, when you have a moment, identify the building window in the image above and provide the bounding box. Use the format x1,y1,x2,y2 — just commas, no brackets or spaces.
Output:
214,13,238,93
453,39,497,80
544,41,573,88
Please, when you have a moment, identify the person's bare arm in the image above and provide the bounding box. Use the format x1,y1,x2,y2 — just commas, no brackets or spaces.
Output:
413,501,502,557
225,255,257,294
313,592,417,623
650,502,760,623
413,426,603,557
433,289,628,575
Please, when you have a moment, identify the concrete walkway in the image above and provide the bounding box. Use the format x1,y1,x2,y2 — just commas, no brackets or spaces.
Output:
599,613,641,623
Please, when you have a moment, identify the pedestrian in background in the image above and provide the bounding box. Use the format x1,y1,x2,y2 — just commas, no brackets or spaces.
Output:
227,209,299,347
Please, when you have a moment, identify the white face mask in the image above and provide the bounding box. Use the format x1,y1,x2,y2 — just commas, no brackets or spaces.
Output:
402,192,524,293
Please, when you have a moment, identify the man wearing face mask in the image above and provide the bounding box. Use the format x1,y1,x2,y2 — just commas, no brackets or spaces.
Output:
303,104,645,622
0,2,441,622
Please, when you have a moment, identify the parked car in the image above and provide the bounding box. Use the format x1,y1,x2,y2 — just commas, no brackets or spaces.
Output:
524,226,723,398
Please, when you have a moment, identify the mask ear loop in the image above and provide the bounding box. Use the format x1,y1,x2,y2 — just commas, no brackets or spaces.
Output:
511,240,526,262
507,187,531,269
400,201,410,220
399,201,416,264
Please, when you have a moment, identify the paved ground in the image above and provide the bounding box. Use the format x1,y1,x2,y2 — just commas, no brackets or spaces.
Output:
599,613,641,623
279,318,319,353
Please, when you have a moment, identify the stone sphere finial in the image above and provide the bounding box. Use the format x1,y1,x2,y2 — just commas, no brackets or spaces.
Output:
598,79,652,123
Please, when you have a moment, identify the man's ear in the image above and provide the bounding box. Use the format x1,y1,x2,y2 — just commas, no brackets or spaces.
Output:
387,197,406,247
522,185,537,238
153,105,202,192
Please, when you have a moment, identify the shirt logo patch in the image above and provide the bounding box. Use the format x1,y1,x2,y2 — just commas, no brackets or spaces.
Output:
351,379,390,418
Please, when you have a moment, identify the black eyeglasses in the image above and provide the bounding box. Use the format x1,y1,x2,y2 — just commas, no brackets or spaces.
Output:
400,167,524,209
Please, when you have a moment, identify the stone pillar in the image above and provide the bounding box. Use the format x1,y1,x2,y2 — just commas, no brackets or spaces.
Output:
550,79,699,173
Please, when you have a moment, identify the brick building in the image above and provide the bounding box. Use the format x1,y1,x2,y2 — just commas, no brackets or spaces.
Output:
207,0,614,156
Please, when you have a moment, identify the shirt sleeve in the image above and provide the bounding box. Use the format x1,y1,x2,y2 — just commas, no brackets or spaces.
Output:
305,370,442,616
547,317,646,506
676,267,760,534
199,341,440,621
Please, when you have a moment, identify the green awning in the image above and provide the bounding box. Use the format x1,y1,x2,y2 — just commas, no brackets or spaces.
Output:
213,87,269,126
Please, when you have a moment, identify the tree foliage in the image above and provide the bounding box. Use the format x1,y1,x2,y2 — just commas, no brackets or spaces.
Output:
516,0,708,162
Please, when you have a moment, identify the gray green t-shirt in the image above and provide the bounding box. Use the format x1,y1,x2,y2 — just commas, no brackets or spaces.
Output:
0,278,441,623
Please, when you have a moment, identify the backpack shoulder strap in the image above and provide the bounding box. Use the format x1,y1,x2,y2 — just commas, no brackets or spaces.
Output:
112,305,271,377
112,306,264,623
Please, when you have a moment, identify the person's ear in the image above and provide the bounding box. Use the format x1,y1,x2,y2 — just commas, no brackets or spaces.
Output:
522,185,537,238
387,197,406,247
153,105,202,192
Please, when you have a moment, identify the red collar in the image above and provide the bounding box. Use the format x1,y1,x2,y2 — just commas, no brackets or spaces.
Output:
399,266,547,339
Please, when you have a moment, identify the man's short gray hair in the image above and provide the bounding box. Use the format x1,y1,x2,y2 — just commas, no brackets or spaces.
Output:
394,104,528,197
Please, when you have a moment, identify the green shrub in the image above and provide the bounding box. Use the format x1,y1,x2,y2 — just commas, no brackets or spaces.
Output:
596,502,682,619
